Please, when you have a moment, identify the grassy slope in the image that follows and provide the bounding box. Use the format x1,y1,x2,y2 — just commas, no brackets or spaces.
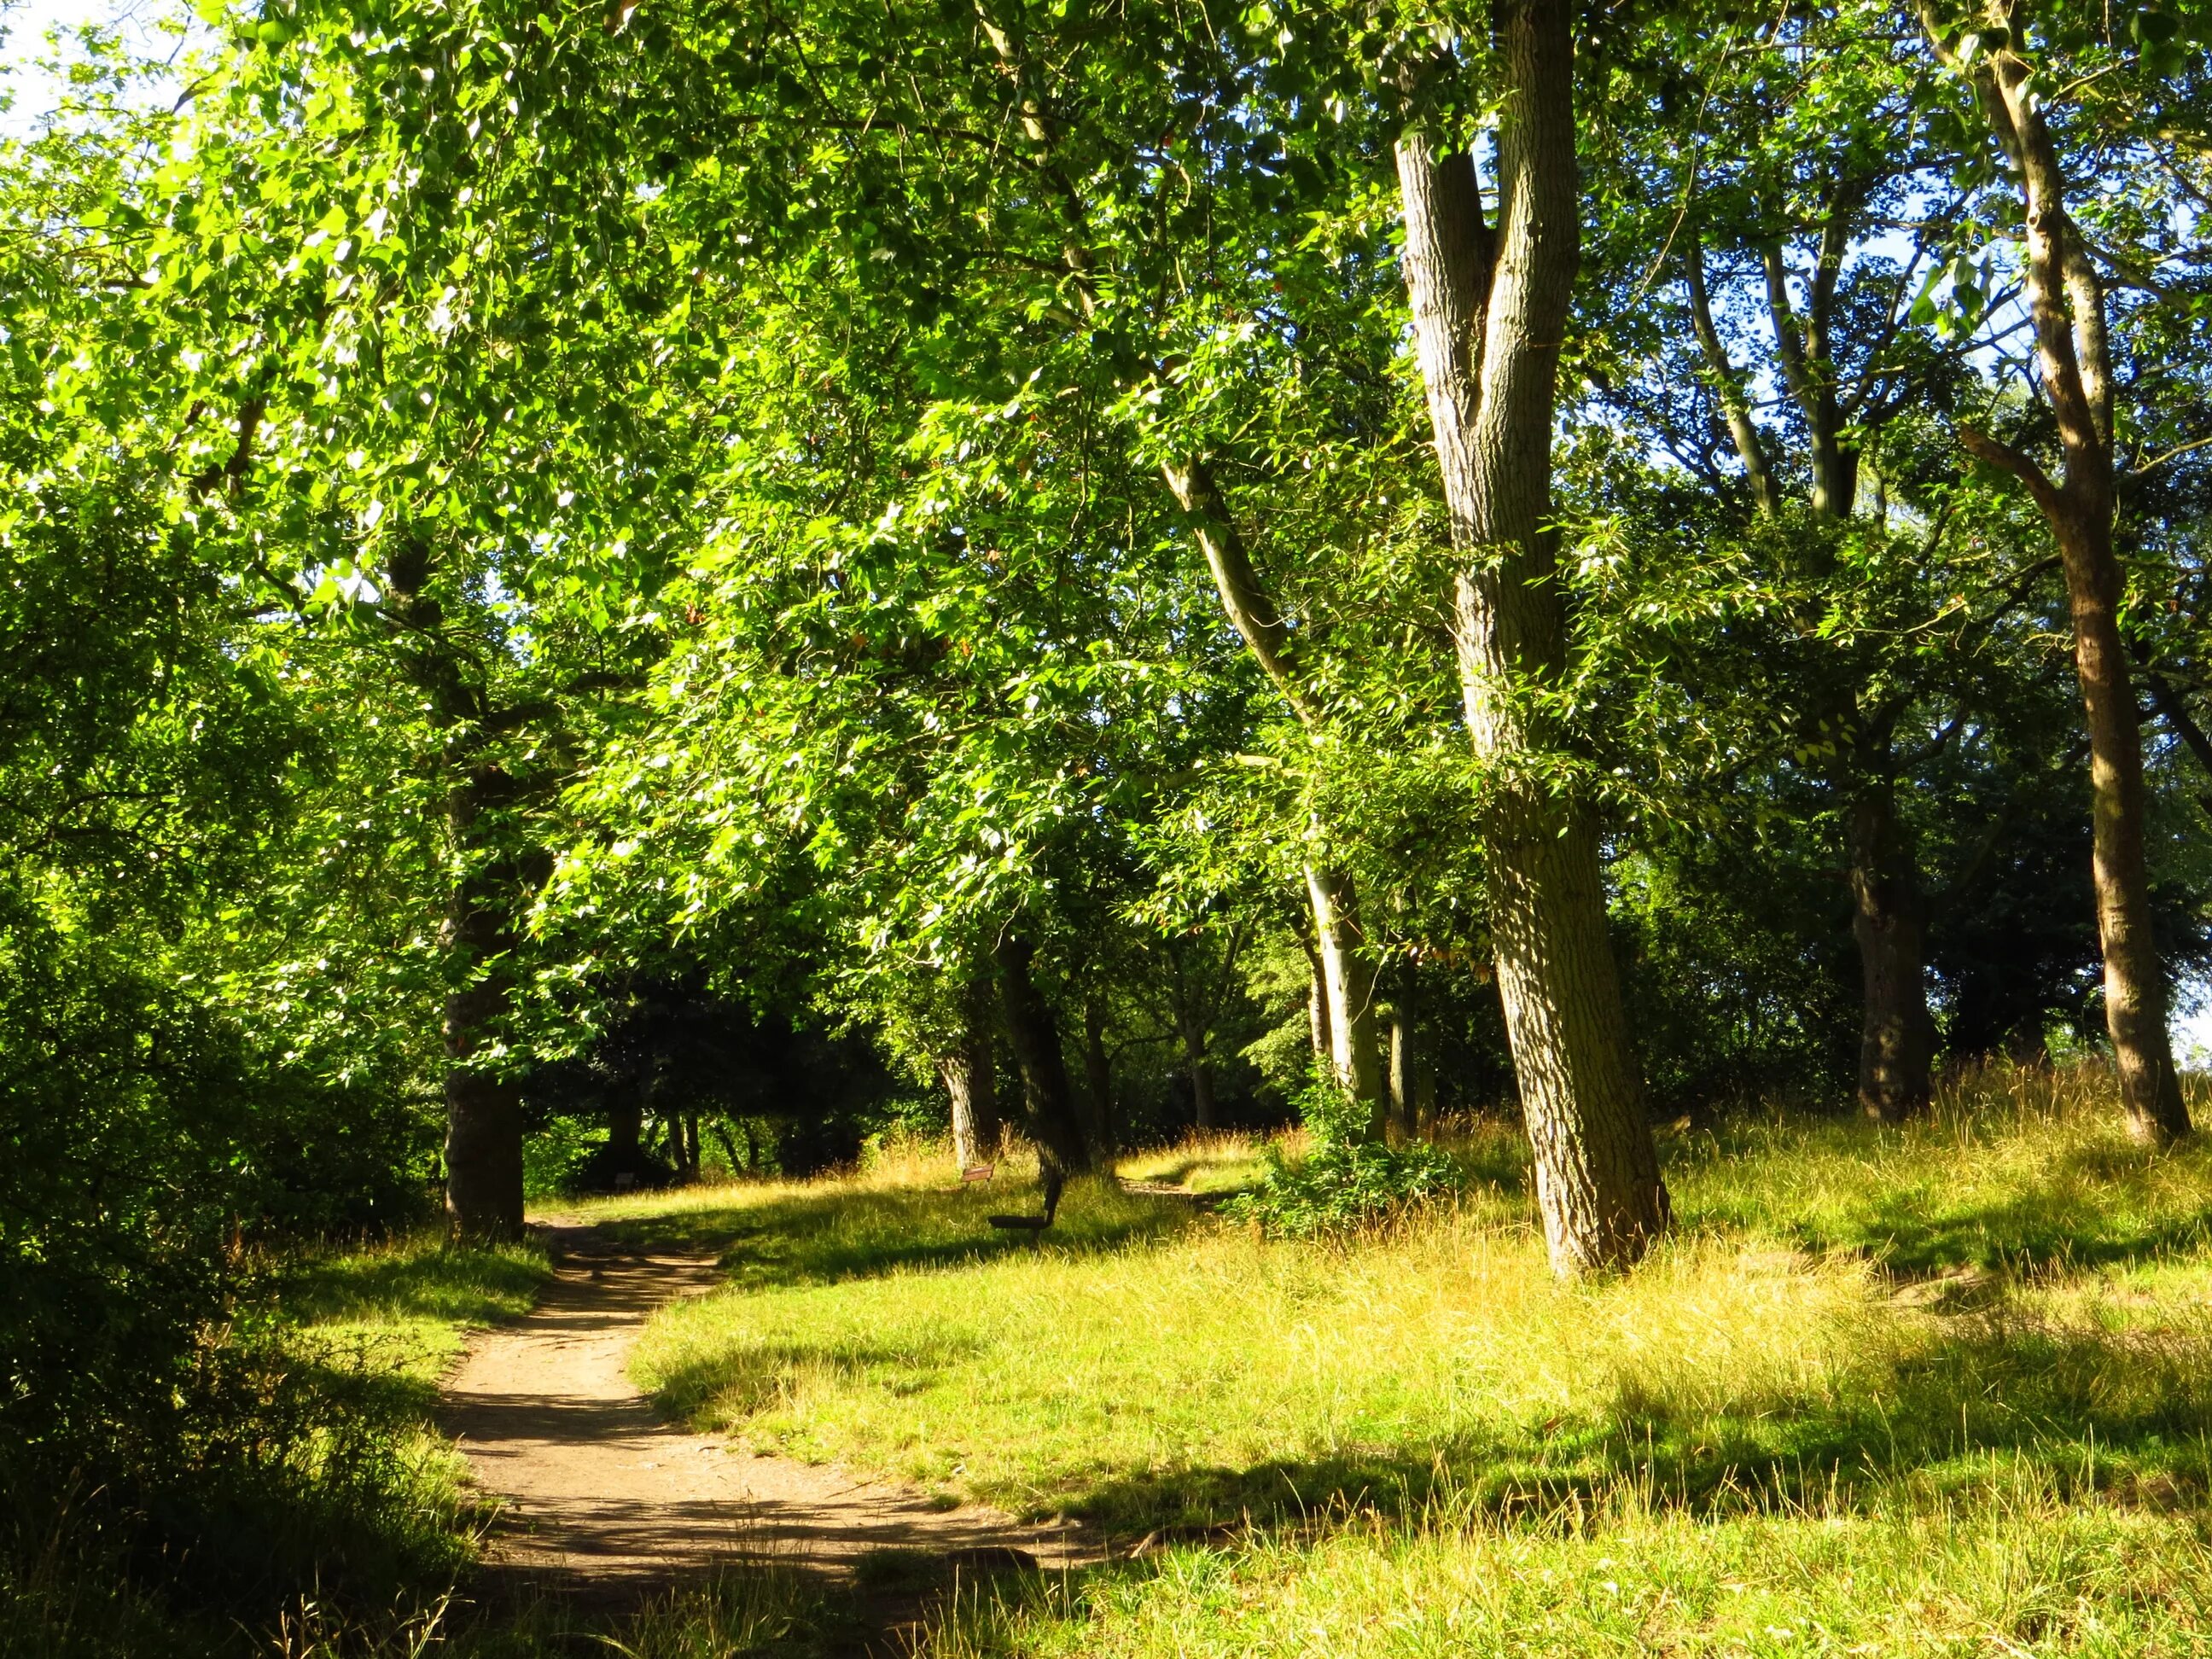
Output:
603,1066,2212,1656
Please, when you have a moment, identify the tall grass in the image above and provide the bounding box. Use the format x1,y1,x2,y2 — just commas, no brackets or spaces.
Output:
608,1062,2212,1653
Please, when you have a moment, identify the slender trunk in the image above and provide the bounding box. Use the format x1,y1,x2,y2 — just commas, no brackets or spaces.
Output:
1304,864,1386,1131
1177,1003,1217,1130
711,1121,742,1178
1848,787,1932,1121
1081,992,1115,1160
1388,966,1427,1138
943,972,1001,1167
1167,944,1218,1130
1927,5,2188,1144
2061,505,2186,1141
1297,932,1332,1062
993,934,1091,1179
1396,3,1667,1272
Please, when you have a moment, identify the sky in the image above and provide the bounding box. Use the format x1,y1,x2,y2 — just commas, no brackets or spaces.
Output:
0,0,199,134
5,0,2212,1065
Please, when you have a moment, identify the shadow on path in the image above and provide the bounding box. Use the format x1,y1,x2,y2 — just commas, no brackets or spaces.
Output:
437,1222,1096,1636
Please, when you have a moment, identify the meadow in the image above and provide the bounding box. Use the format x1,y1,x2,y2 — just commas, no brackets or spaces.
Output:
572,1063,2212,1656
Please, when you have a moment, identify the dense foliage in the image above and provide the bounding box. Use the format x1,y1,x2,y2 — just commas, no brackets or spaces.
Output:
4,0,2212,1646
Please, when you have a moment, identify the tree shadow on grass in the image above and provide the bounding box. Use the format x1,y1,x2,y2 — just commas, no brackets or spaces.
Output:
1047,1306,2212,1541
646,1334,989,1425
276,1242,548,1327
593,1179,1197,1293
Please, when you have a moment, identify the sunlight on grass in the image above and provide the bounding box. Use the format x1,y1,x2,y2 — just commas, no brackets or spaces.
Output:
274,1230,550,1388
625,1063,2212,1559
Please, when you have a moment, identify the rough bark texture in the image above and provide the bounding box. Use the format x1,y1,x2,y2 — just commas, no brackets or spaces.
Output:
1928,2,2188,1144
1397,3,1668,1272
1387,972,1424,1139
1849,787,1934,1121
993,935,1091,1177
1305,864,1387,1128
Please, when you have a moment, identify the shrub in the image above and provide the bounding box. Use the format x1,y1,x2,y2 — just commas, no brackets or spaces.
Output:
1223,1070,1459,1237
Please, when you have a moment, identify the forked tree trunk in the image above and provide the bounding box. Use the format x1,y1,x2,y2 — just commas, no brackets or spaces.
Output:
1850,788,1933,1122
1396,3,1667,1272
994,934,1091,1177
1926,3,2188,1144
1305,864,1387,1130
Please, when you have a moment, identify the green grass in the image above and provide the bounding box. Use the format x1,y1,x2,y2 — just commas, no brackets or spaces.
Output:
270,1228,553,1403
608,1063,2212,1655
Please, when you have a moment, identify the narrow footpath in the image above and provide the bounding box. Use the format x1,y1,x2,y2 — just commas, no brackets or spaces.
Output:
436,1222,1091,1608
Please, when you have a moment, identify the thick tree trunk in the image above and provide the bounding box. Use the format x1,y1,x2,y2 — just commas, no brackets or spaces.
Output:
1396,3,1667,1272
993,934,1091,1178
440,770,526,1241
1849,789,1932,1122
608,1089,643,1164
1304,864,1386,1131
1929,6,2189,1144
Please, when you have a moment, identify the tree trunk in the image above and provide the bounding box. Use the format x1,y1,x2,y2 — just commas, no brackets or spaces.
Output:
1927,5,2188,1144
1081,991,1115,1160
993,934,1091,1178
608,1088,643,1165
1388,966,1428,1138
1849,788,1932,1121
943,973,1001,1167
440,767,526,1240
1304,864,1387,1131
2058,504,2187,1142
1396,3,1667,1272
1297,932,1332,1063
1167,942,1219,1130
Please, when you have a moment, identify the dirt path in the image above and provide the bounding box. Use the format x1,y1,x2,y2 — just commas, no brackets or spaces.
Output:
437,1221,1091,1604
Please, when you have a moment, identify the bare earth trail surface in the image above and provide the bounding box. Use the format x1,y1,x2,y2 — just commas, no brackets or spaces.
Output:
437,1220,1091,1621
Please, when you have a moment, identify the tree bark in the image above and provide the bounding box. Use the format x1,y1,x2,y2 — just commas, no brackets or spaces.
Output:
1849,785,1933,1121
1396,3,1668,1272
1926,3,2188,1145
1305,864,1386,1131
993,934,1091,1178
1167,943,1218,1130
1388,966,1429,1138
942,971,1001,1167
1081,991,1115,1160
438,763,527,1239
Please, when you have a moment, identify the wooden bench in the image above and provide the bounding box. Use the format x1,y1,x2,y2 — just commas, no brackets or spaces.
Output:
961,1162,995,1184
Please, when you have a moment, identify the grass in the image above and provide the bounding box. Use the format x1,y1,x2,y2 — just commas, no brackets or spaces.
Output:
603,1062,2212,1655
270,1228,553,1401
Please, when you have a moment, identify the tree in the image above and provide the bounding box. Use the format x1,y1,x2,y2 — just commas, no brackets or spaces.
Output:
1394,4,1667,1272
1919,0,2194,1144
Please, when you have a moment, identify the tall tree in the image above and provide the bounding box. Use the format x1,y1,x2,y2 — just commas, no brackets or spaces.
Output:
1920,0,2191,1144
1394,4,1668,1272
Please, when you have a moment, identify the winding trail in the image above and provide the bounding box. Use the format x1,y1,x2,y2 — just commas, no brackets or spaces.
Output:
436,1221,1091,1609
